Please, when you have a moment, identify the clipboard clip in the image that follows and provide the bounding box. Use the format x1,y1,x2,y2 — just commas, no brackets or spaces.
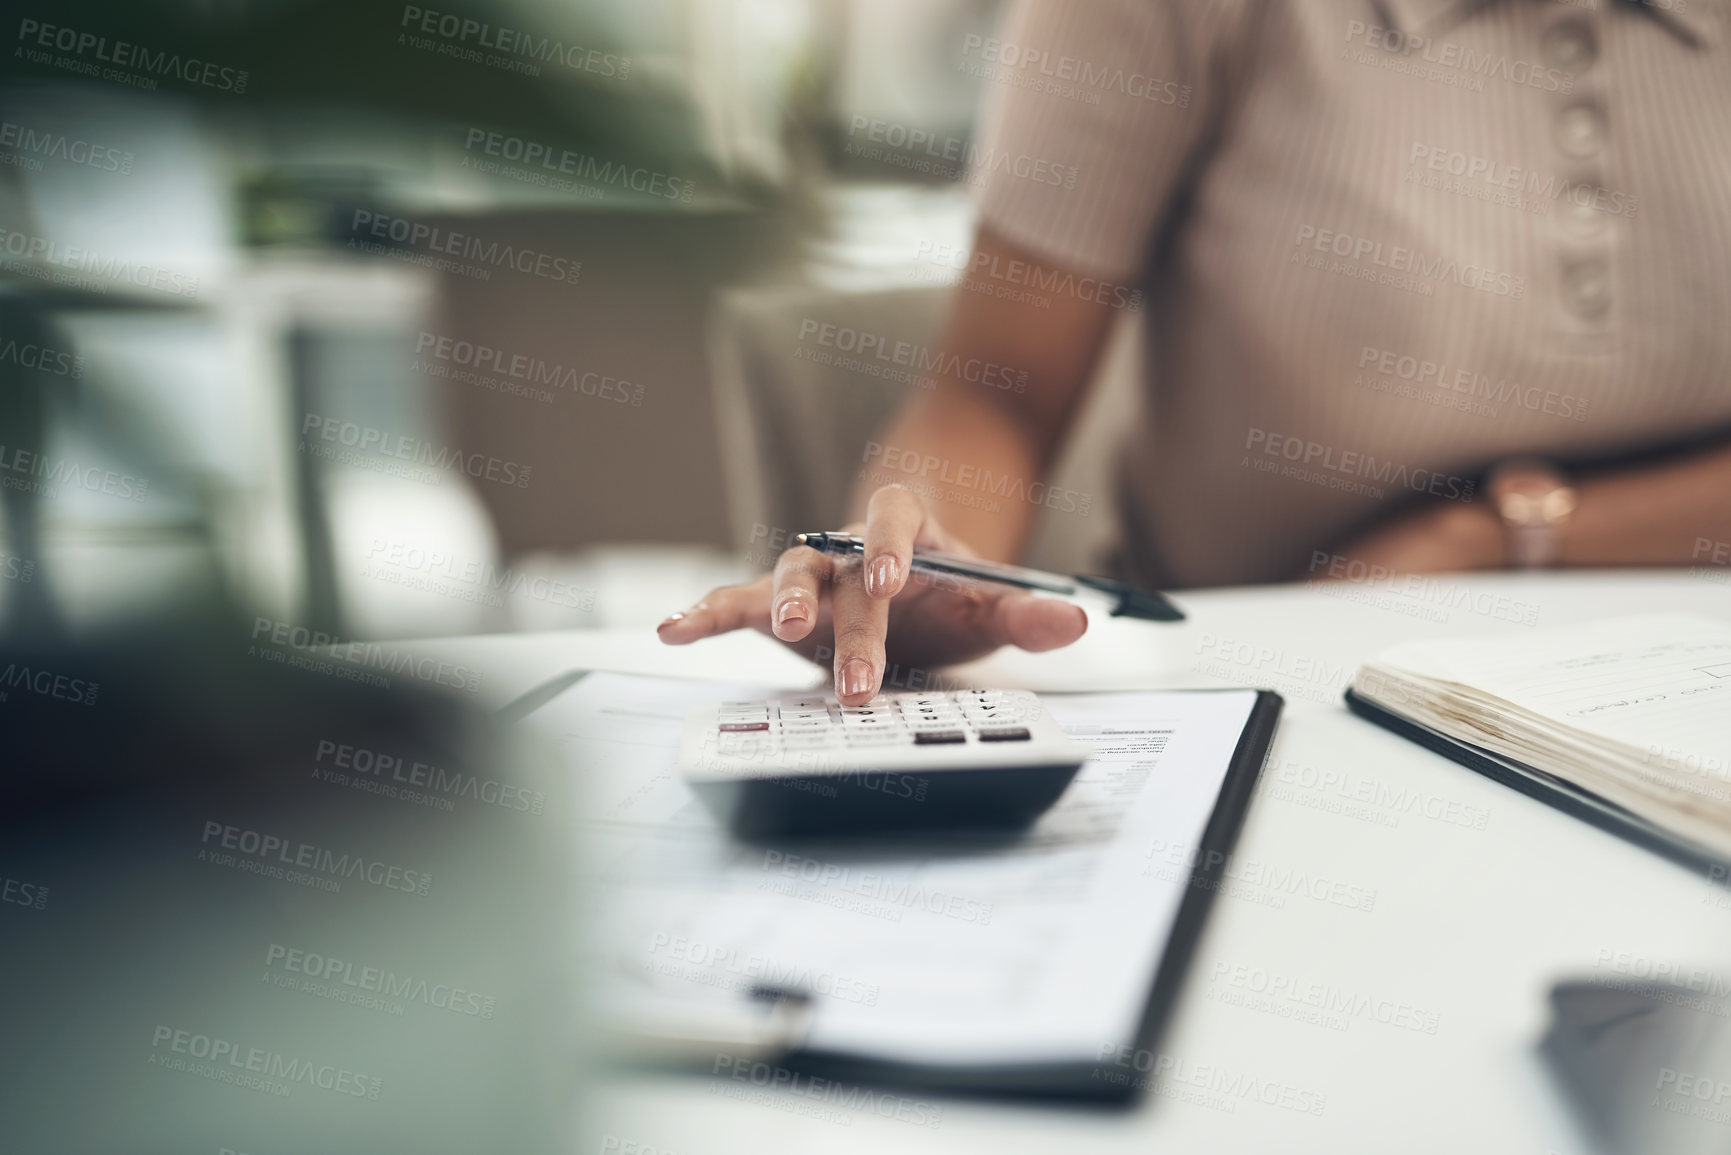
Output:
602,984,815,1067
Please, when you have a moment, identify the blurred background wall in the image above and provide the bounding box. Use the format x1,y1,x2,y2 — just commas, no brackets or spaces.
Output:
0,0,1134,644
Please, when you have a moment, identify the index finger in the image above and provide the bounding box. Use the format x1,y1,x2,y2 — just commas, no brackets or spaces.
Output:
861,484,929,601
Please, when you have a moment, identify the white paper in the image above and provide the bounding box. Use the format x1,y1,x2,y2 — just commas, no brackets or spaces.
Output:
1357,614,1731,855
1367,614,1731,768
525,672,1260,1068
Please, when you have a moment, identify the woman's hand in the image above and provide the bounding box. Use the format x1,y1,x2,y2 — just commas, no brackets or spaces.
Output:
1321,501,1505,577
657,486,1088,705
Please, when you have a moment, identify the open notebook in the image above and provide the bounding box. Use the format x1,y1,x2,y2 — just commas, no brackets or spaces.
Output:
1346,614,1731,867
522,672,1281,1099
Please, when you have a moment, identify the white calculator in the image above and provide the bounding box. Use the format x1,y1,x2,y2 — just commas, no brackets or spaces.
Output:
676,689,1089,838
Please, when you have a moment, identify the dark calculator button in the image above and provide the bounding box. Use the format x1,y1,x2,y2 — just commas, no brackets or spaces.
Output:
718,722,770,732
977,727,1031,742
913,730,967,745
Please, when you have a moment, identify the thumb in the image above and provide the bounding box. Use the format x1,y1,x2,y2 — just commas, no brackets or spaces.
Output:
990,594,1088,652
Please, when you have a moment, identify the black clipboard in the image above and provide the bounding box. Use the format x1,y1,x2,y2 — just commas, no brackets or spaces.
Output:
1344,687,1731,879
512,673,1283,1103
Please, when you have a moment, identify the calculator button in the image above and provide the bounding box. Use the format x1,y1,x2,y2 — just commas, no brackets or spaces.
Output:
844,730,909,746
718,721,770,732
913,730,967,745
976,727,1032,742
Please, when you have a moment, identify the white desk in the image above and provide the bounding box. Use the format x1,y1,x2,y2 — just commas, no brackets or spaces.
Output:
398,567,1731,1155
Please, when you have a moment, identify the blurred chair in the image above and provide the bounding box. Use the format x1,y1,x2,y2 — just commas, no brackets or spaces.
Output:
0,84,506,641
0,85,235,636
707,281,1140,575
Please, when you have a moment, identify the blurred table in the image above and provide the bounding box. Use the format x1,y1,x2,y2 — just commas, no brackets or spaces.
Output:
398,566,1731,1154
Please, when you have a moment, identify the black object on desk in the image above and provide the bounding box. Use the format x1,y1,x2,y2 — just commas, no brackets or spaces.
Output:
1543,978,1731,1154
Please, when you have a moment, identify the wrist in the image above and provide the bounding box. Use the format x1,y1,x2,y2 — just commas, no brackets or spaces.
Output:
1484,458,1579,569
1441,500,1508,570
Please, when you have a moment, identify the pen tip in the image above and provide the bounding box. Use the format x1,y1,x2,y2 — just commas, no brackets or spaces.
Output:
793,533,810,546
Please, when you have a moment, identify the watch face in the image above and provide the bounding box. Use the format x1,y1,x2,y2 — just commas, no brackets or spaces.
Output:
1490,461,1575,526
1502,478,1551,523
1493,465,1556,499
1501,473,1554,499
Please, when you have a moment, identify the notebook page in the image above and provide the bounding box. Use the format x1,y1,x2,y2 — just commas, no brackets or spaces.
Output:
1368,615,1731,776
531,672,1260,1068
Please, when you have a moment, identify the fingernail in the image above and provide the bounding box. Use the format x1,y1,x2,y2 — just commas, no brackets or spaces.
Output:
839,659,873,699
775,600,805,628
657,612,686,632
867,555,899,597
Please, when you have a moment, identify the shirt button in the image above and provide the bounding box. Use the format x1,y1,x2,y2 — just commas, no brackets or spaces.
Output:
1543,20,1597,69
1561,259,1611,318
1562,192,1608,236
1555,104,1606,157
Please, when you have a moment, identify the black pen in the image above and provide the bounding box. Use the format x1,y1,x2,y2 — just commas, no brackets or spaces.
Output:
793,532,1184,622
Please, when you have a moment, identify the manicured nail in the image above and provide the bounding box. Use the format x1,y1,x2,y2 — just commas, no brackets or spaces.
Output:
657,612,686,632
839,659,873,700
867,555,899,597
775,600,806,629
